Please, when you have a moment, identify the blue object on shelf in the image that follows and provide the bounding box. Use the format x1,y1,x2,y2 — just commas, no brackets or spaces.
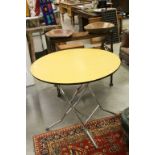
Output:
40,0,56,25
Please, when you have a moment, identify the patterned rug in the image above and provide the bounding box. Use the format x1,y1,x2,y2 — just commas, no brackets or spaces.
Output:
33,115,128,155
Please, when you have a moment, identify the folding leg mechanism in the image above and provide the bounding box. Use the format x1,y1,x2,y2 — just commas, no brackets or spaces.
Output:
46,83,116,148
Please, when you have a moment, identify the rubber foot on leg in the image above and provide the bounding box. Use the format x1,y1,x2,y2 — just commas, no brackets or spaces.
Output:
109,83,113,87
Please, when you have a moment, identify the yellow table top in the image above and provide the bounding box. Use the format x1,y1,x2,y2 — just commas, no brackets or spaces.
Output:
31,48,120,85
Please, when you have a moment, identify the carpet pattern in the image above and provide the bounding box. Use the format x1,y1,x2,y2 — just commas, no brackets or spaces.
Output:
33,115,128,155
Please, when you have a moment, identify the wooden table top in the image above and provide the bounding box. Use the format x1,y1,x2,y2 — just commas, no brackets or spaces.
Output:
31,48,120,85
60,1,91,6
72,7,117,18
84,21,114,33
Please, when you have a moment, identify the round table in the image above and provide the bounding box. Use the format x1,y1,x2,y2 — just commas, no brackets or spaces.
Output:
31,48,120,85
30,48,120,148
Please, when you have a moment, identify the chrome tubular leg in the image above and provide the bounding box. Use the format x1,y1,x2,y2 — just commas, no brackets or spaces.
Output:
47,84,99,148
56,84,61,97
59,85,89,116
46,104,74,131
58,84,84,103
72,105,98,149
84,105,100,125
46,85,87,131
59,84,98,148
88,85,116,115
84,128,98,149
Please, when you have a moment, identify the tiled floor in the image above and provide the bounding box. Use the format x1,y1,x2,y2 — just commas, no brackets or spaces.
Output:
26,14,129,155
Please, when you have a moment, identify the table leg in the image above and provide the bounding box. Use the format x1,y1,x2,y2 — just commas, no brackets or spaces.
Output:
101,31,114,86
58,84,98,149
71,15,75,25
54,84,61,97
78,16,89,31
109,74,113,87
110,31,114,86
45,37,57,53
61,13,64,22
45,36,51,53
87,85,116,115
46,84,98,148
110,31,114,52
51,41,57,52
46,83,116,148
46,84,87,131
27,32,36,62
119,16,123,35
39,31,44,51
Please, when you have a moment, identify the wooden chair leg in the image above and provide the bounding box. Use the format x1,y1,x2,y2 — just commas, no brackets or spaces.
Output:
61,13,64,22
110,31,114,52
71,16,75,25
110,31,114,86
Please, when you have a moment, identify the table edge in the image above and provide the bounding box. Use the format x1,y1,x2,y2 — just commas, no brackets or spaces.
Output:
31,64,121,85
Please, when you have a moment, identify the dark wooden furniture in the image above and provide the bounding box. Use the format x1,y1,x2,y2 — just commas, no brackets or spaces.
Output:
56,42,84,50
84,21,114,34
72,7,123,39
101,8,119,43
45,29,73,38
119,30,129,65
72,6,101,31
45,29,114,53
59,1,91,24
111,0,129,15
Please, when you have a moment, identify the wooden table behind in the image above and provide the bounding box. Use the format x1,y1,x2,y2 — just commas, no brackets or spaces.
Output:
72,6,123,40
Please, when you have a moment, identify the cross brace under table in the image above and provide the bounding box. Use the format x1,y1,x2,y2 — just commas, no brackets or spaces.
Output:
46,83,116,149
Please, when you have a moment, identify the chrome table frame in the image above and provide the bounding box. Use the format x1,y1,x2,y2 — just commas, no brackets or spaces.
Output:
46,83,116,149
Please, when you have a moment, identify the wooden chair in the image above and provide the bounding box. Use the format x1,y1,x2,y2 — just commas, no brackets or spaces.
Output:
56,42,84,50
101,8,120,43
